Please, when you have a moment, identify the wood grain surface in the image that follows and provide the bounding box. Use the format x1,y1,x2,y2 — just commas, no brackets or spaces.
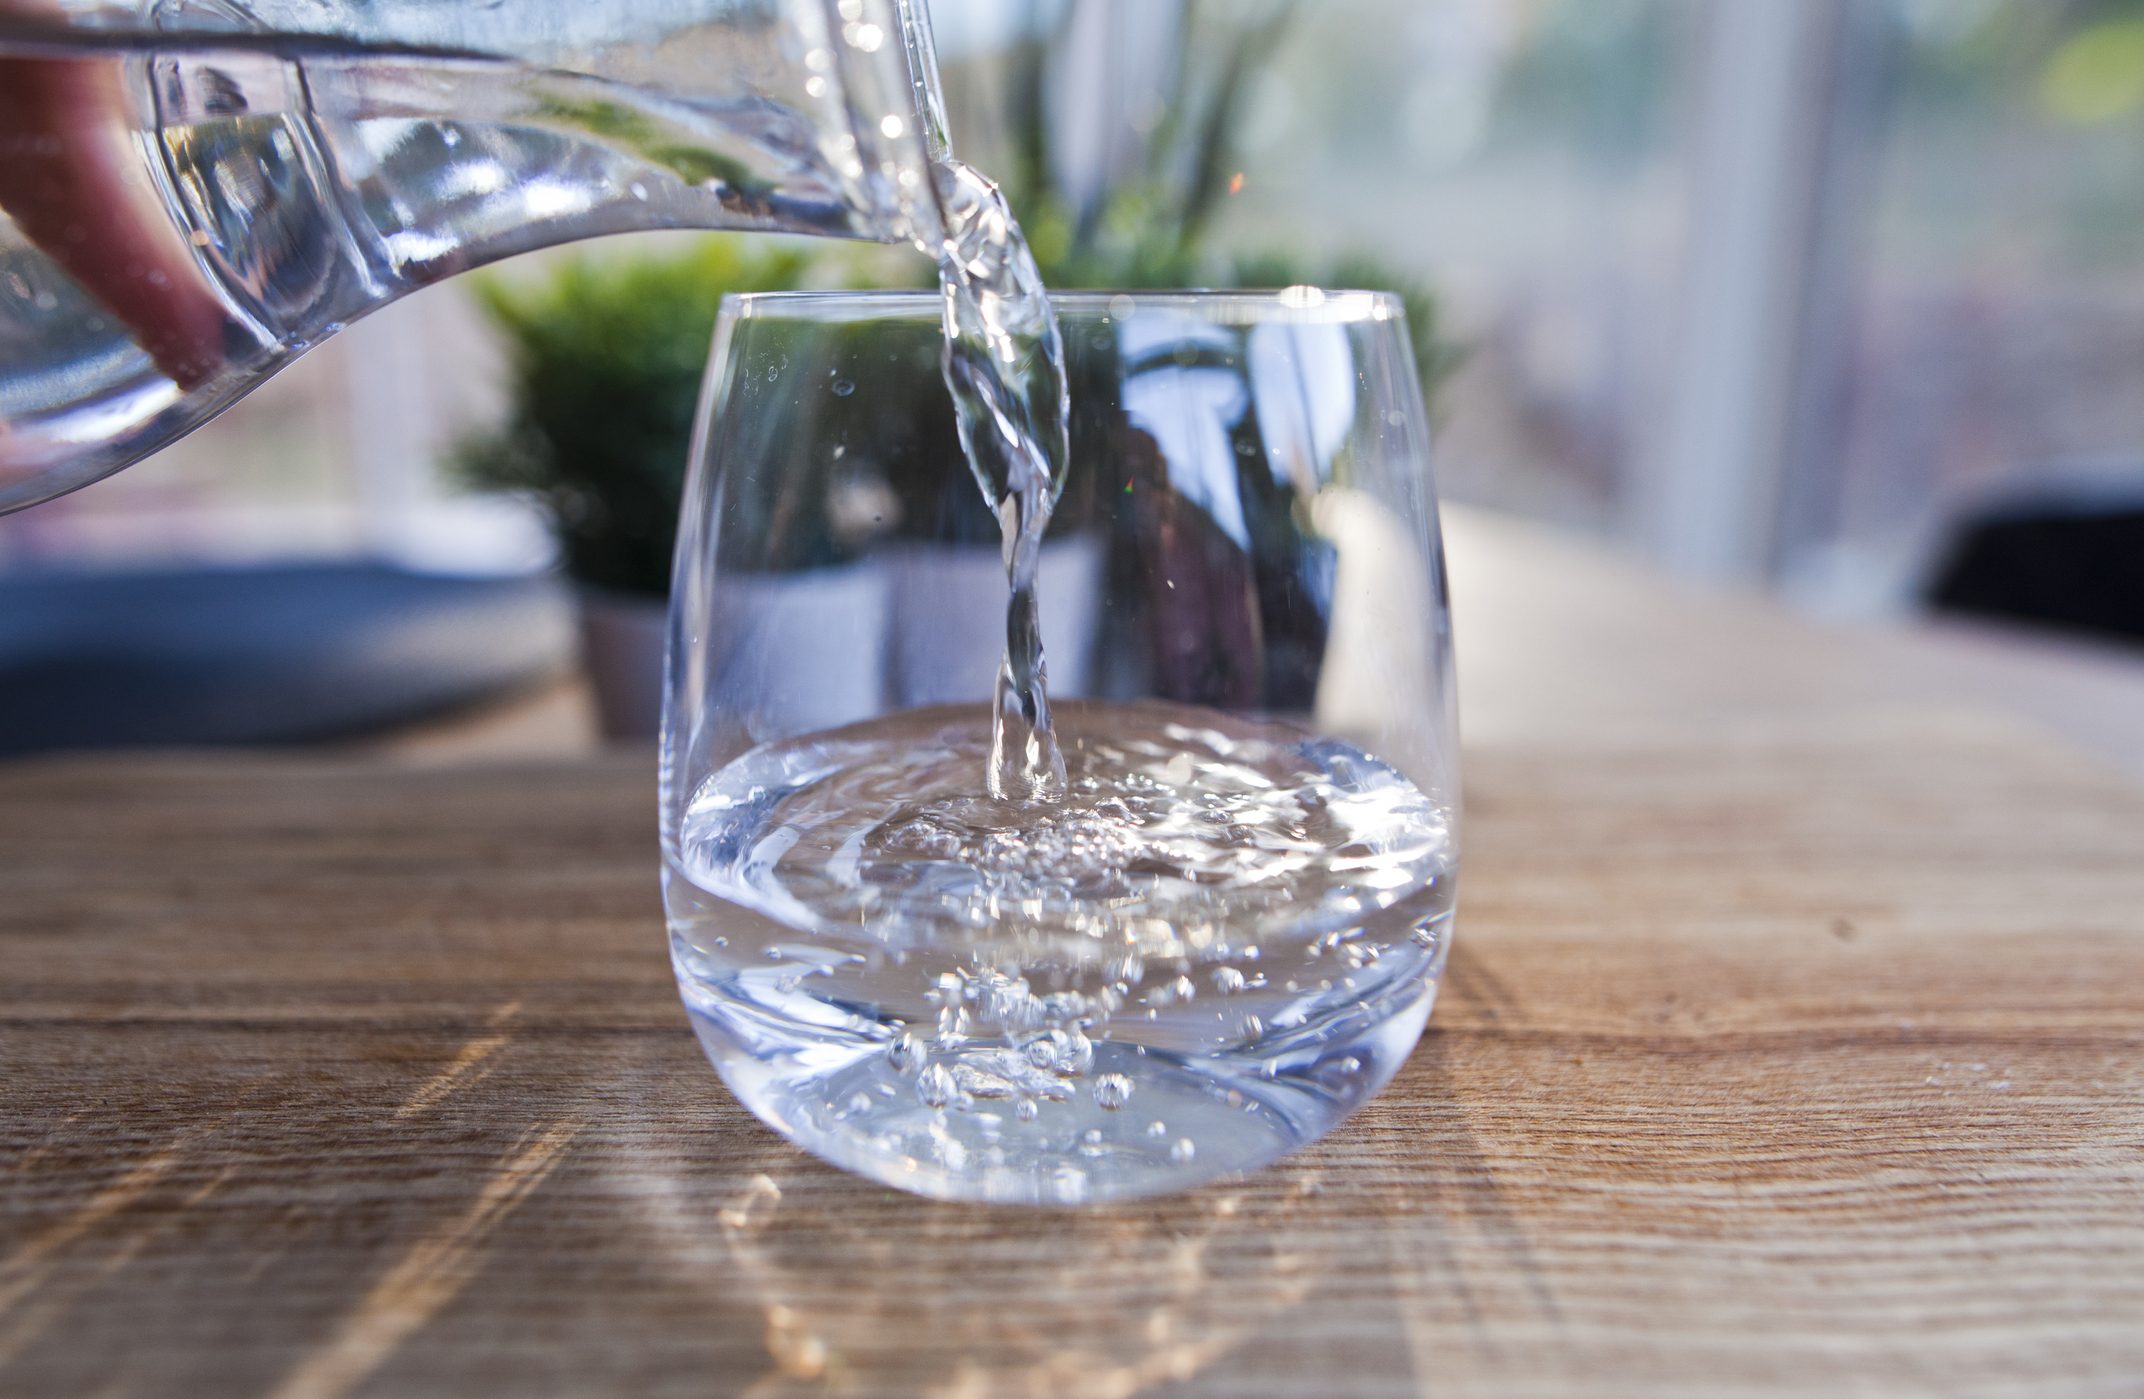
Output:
5,709,2142,1397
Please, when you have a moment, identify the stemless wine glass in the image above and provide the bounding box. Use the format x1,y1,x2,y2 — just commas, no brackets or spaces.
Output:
662,289,1457,1204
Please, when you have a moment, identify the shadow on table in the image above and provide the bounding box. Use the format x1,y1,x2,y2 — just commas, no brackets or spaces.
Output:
611,1020,1519,1396
0,972,1525,1397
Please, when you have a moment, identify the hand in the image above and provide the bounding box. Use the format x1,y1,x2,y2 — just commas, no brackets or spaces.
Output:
0,0,242,394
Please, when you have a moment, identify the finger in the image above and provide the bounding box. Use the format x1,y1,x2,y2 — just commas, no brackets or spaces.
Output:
0,48,244,391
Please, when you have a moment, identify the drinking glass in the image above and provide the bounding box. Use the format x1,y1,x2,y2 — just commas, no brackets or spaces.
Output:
663,290,1458,1204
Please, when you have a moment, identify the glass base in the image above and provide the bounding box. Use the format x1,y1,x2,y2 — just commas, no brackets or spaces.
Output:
683,986,1435,1205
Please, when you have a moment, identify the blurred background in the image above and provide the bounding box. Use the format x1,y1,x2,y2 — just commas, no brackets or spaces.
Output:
3,0,2141,755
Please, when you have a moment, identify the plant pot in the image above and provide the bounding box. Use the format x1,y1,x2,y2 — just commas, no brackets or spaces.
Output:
884,536,1105,706
576,587,668,741
707,562,893,736
581,546,1098,743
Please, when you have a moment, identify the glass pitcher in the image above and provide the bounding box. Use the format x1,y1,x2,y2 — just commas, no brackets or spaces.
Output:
0,0,949,514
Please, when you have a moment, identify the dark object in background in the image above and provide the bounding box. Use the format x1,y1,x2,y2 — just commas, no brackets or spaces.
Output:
1926,478,2144,650
0,564,571,756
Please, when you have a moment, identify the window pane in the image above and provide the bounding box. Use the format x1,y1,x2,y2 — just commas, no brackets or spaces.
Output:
1791,0,2144,594
1215,0,1703,535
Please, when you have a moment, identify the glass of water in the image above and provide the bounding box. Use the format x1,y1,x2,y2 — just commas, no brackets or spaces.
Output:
662,289,1457,1204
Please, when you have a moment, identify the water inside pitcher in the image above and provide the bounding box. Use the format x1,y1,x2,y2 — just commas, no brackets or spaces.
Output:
0,0,949,513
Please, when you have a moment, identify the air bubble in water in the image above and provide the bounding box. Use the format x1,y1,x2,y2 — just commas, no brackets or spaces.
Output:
886,1031,921,1074
916,1063,955,1109
1170,1138,1197,1164
1093,1073,1133,1110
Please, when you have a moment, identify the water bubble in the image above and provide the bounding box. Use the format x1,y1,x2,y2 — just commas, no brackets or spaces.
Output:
1023,1026,1090,1075
1079,1127,1107,1156
846,1092,874,1115
953,1063,1019,1099
1147,1120,1169,1140
1170,1138,1197,1164
885,1031,921,1073
916,1063,955,1109
832,379,856,397
1016,1098,1039,1122
1212,967,1247,994
1093,1073,1133,1110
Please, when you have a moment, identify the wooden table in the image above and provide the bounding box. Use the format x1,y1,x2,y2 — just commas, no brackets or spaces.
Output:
6,512,2144,1397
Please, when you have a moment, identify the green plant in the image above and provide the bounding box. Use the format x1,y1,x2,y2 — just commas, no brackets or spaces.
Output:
454,237,816,596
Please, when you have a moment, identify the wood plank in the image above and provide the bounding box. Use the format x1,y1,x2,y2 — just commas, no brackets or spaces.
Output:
4,713,2141,1397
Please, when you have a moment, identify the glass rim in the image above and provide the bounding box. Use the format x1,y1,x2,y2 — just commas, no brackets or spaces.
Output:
720,287,1406,325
